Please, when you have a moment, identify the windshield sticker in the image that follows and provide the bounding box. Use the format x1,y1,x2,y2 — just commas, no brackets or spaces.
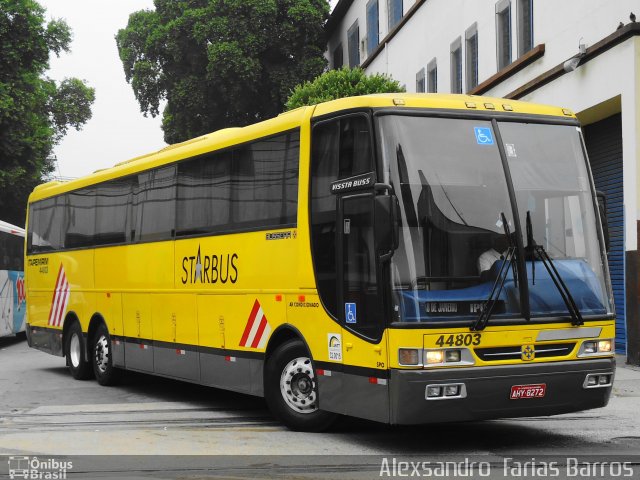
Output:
505,144,517,157
474,127,494,145
345,303,357,324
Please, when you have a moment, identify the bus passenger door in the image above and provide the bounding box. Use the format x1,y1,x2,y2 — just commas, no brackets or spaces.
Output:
338,193,390,423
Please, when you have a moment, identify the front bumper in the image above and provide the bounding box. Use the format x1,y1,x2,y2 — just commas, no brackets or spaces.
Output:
389,358,614,425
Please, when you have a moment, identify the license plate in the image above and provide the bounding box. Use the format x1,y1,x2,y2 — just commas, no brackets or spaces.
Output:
510,383,546,399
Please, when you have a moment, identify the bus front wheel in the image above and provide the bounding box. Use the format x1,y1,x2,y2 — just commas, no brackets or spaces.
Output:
91,323,121,386
264,339,336,432
65,322,92,380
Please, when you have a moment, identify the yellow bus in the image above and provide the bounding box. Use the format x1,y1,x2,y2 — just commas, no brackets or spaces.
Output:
25,94,616,431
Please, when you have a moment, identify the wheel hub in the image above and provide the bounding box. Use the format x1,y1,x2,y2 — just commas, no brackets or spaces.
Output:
69,333,81,368
94,335,110,374
279,357,318,414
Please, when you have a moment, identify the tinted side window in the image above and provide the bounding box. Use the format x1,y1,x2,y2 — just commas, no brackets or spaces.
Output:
65,188,96,248
342,194,380,339
95,178,134,245
176,151,232,236
232,131,299,230
338,116,373,178
0,232,24,270
28,197,65,253
310,115,374,318
134,165,177,242
310,121,340,317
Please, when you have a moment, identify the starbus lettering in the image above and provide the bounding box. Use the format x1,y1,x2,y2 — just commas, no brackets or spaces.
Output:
181,245,238,285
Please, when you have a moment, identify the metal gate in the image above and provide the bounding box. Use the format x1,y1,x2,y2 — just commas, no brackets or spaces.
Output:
583,114,625,353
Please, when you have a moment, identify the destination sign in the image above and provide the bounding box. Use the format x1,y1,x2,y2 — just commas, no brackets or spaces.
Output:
423,301,506,316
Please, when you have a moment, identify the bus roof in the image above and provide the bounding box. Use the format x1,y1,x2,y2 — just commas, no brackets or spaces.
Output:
0,220,25,237
28,93,575,203
311,93,574,118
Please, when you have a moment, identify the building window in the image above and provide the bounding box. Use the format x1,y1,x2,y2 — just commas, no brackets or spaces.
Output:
427,59,437,93
388,0,403,30
465,23,478,92
366,0,379,55
450,37,462,94
416,68,425,93
496,0,512,70
333,43,343,69
348,21,360,67
517,0,533,56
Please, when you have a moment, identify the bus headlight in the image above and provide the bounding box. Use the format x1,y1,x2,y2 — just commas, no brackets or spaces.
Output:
598,340,612,353
398,348,421,366
578,339,613,357
445,350,461,363
423,348,475,367
425,350,445,365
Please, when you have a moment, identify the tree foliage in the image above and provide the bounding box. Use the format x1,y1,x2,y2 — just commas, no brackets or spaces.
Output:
0,0,95,226
285,67,405,110
116,0,329,144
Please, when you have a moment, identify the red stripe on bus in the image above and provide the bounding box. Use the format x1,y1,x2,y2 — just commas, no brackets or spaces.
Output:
47,265,63,325
239,299,261,346
250,314,268,348
54,273,68,327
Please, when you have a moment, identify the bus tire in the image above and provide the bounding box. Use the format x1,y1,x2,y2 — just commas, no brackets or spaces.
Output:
264,339,336,432
91,323,121,386
65,322,92,380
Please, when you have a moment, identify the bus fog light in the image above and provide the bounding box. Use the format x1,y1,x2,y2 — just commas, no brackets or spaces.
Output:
598,340,612,353
587,376,598,386
599,375,611,385
444,385,460,397
445,350,461,363
399,348,420,366
425,350,444,364
426,386,443,398
583,341,597,354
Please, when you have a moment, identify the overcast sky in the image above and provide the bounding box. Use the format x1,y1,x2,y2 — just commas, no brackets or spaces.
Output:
41,0,165,178
41,0,339,179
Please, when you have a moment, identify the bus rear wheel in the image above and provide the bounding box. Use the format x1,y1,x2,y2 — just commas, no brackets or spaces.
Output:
65,322,92,380
264,339,336,432
91,323,121,386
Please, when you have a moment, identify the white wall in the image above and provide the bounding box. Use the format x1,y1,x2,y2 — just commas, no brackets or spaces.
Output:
350,0,638,94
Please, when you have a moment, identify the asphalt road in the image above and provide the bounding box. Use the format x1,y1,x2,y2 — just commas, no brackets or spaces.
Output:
0,336,639,479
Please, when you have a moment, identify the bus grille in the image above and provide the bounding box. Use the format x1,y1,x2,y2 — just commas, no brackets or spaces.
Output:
474,343,576,361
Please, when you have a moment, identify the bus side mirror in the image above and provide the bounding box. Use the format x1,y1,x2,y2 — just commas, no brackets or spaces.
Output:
375,194,400,261
596,191,610,253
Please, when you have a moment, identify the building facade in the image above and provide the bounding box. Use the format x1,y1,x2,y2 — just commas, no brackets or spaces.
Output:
326,0,640,363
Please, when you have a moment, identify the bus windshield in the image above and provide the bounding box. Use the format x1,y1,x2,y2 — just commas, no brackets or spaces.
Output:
378,115,613,324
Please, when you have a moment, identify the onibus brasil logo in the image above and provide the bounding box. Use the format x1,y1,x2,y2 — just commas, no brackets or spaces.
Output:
8,456,73,479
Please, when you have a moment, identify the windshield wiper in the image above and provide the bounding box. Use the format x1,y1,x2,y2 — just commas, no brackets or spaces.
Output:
471,213,516,331
525,211,584,326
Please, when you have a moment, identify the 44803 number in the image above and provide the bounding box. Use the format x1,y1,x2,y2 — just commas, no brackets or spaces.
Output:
435,333,481,347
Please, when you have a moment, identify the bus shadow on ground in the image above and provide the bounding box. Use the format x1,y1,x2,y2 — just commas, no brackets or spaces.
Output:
332,417,589,453
116,370,268,408
0,335,26,349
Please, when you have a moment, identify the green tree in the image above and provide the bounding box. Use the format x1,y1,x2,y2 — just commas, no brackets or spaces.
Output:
116,0,329,145
0,0,95,226
285,67,405,110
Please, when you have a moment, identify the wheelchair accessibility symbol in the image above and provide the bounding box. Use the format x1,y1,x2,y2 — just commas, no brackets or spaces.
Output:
345,303,357,324
474,127,494,145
